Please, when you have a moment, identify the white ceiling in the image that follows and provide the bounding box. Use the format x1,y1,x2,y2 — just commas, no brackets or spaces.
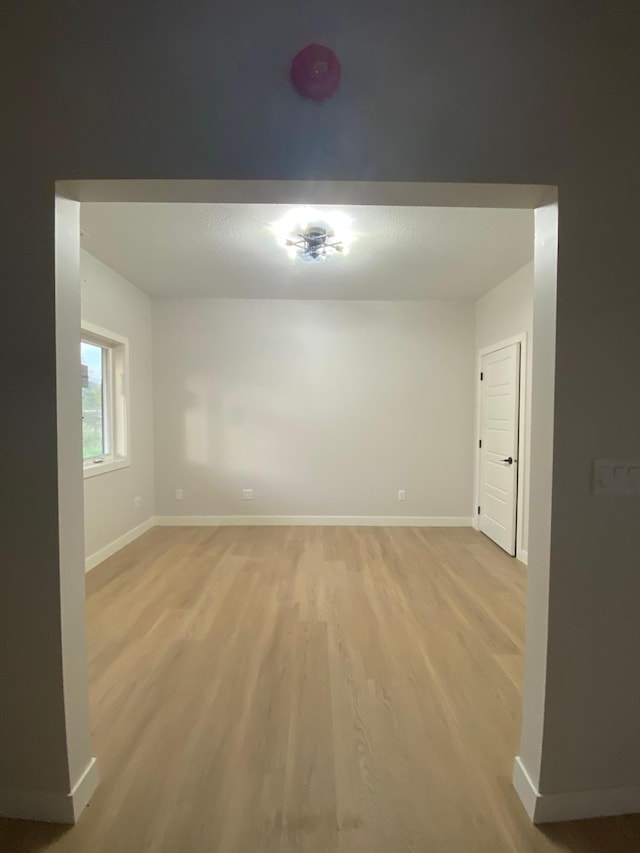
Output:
80,203,533,301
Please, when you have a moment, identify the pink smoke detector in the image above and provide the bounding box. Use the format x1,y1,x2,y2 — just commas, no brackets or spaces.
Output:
290,44,341,101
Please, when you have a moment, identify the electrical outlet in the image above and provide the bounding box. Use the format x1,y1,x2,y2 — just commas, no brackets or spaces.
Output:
175,489,184,501
398,489,406,501
242,488,253,500
133,496,142,509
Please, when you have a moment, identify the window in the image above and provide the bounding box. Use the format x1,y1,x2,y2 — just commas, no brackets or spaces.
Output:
81,323,129,477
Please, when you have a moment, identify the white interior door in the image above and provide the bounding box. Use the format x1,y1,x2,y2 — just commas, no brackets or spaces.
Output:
479,343,520,555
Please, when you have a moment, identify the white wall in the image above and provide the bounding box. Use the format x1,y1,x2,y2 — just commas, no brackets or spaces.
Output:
81,250,155,564
476,261,534,556
152,298,475,521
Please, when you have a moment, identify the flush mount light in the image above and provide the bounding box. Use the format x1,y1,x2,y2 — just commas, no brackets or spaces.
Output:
273,208,353,262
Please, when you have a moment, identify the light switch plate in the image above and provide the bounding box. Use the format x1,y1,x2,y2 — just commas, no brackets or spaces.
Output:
593,459,640,495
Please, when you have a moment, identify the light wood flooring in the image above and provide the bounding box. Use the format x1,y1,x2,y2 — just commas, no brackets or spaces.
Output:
2,526,640,852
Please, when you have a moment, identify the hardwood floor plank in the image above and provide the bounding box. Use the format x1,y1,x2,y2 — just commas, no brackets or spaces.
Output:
2,526,640,852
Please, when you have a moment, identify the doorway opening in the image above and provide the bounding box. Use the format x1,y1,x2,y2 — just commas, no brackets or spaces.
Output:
54,180,558,834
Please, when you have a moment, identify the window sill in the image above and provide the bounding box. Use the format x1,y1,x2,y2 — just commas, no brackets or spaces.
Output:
83,458,130,479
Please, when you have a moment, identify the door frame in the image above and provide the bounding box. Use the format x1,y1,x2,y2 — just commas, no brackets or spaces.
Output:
52,180,556,826
473,333,528,563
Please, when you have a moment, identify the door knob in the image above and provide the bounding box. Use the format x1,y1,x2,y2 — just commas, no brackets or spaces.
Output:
501,457,514,464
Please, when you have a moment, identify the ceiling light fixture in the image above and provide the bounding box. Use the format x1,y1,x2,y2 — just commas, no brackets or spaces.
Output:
273,208,353,262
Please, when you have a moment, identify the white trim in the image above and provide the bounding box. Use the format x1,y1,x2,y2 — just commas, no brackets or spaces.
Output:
477,334,527,356
513,756,640,824
81,320,128,347
85,515,474,572
517,548,529,565
474,333,528,559
0,757,98,825
85,517,154,572
81,320,131,477
153,515,474,528
513,756,539,822
69,757,99,822
83,457,130,479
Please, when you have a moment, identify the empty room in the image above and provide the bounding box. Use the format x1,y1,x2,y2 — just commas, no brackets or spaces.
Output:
4,181,640,851
4,4,640,850
35,197,543,850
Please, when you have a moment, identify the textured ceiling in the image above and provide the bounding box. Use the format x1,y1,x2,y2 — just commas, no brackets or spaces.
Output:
80,203,533,300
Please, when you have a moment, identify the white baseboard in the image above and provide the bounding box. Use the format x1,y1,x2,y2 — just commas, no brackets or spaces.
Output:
153,515,473,528
513,756,640,824
85,515,474,572
517,548,529,565
0,756,98,824
85,517,154,572
471,516,479,531
513,756,540,821
69,756,99,822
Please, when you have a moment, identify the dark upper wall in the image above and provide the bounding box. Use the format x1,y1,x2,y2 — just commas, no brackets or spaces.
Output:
4,1,635,183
